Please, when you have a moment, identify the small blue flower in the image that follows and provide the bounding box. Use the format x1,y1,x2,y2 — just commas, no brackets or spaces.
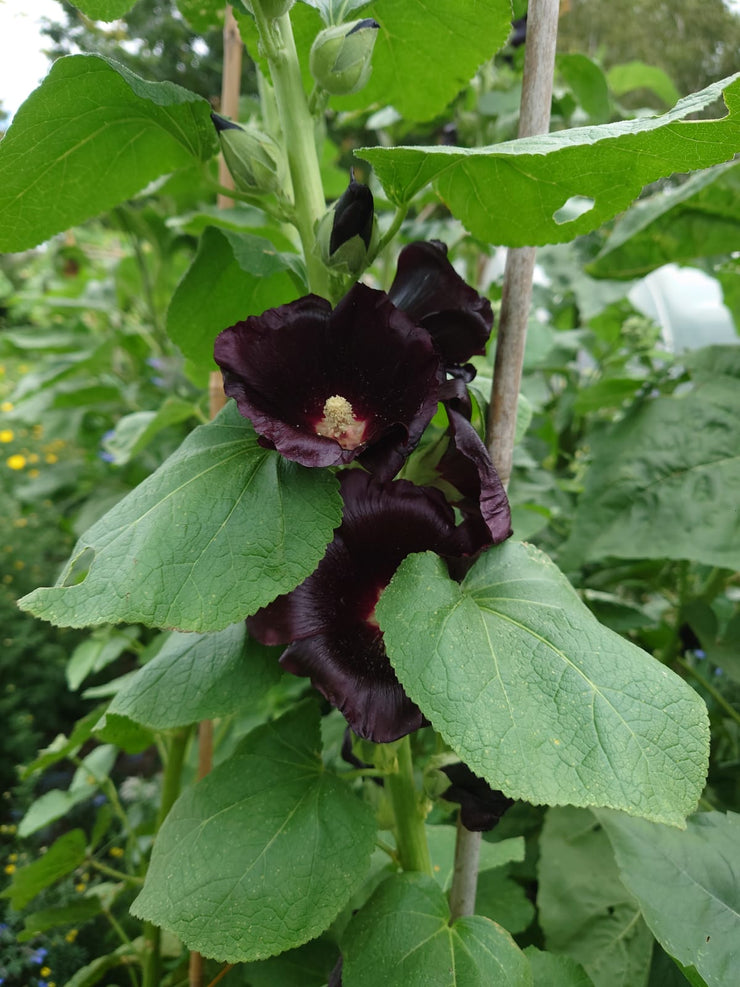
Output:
694,649,706,659
31,946,48,963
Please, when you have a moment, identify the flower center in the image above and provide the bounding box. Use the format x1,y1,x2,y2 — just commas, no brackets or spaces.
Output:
315,395,367,450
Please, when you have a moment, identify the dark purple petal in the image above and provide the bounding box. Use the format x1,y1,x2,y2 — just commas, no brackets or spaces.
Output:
214,283,442,477
441,762,514,832
248,470,462,742
438,407,512,554
389,241,493,365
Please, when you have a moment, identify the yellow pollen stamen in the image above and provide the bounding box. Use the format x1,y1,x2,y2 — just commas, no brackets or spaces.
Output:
315,395,366,449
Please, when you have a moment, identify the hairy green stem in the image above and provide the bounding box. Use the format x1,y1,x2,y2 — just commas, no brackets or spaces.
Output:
88,856,144,886
142,728,192,987
385,737,432,875
253,6,330,296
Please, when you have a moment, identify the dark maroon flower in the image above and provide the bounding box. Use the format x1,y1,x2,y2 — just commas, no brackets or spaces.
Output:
438,406,512,555
248,470,470,743
214,283,441,480
388,240,493,367
441,762,514,832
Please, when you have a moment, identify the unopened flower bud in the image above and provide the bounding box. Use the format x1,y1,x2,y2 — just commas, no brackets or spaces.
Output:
316,174,377,276
309,19,380,96
211,113,285,196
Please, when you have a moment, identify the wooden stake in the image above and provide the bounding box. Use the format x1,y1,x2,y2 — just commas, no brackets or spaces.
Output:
450,0,560,922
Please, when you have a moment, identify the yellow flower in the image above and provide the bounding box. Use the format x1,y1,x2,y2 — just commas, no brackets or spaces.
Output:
32,424,43,438
40,967,52,977
8,852,17,862
75,882,87,893
109,846,124,858
0,429,13,443
28,452,39,464
6,454,26,470
45,453,58,464
65,928,79,943
4,863,16,874
14,560,25,570
27,468,40,478
0,400,12,412
13,517,28,527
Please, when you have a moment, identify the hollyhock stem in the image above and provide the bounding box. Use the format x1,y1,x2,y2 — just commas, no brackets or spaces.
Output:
252,6,331,297
385,736,433,875
142,727,192,987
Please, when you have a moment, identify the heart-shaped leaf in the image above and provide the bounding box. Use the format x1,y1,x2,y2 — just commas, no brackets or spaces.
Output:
19,403,342,631
359,75,740,246
131,702,376,962
0,54,217,252
377,542,709,825
342,872,532,987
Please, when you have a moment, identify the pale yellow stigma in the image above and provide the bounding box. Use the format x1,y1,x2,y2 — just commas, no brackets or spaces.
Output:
315,394,366,449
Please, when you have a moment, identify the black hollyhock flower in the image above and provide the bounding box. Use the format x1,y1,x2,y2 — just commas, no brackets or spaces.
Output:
388,240,493,367
441,762,514,832
248,470,474,743
438,406,512,555
214,283,441,480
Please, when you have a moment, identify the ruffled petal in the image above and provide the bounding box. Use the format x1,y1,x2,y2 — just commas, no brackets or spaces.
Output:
214,283,441,476
437,407,512,554
389,241,493,365
248,470,461,742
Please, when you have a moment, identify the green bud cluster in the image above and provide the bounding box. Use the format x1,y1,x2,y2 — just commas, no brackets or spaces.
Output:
309,18,380,96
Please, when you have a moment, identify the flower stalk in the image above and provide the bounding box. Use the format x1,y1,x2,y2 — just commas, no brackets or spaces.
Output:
252,6,330,296
384,736,433,875
142,727,192,987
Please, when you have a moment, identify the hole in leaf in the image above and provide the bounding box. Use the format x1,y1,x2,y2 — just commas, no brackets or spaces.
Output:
553,195,595,225
60,547,95,587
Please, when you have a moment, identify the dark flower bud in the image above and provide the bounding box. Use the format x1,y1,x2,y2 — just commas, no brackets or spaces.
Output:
210,112,285,196
316,173,377,276
441,762,514,832
309,18,380,96
244,0,294,18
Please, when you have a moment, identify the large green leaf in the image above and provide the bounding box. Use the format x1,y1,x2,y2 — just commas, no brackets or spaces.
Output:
599,810,740,987
71,0,138,18
332,0,512,122
341,872,532,987
538,807,653,987
559,377,740,571
19,403,342,631
167,227,303,370
131,702,376,962
524,947,594,987
377,543,709,826
358,75,740,246
0,54,217,252
588,162,740,279
107,623,281,729
1,830,87,911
